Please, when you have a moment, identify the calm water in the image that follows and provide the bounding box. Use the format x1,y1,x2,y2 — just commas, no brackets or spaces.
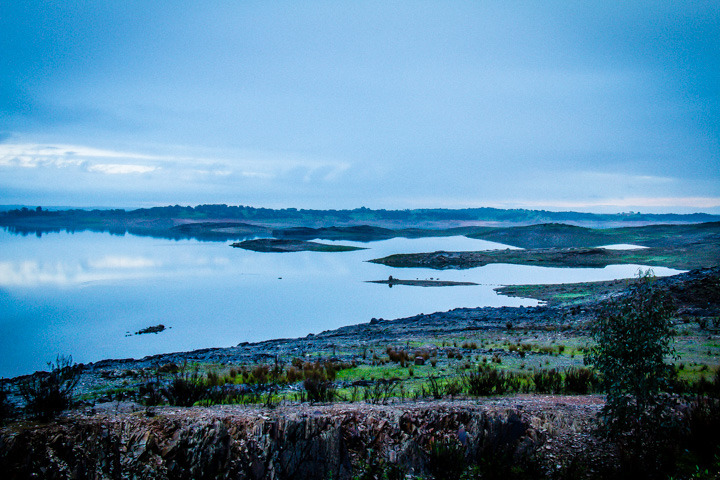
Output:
0,230,683,377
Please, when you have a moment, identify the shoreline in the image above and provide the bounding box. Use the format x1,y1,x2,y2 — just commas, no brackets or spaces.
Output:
83,265,718,372
2,266,719,479
5,265,717,383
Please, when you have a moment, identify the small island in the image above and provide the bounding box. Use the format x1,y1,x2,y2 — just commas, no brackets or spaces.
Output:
231,238,366,253
135,324,166,335
367,275,477,287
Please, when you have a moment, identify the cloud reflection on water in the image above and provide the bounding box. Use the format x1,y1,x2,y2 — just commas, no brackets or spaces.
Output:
0,254,233,287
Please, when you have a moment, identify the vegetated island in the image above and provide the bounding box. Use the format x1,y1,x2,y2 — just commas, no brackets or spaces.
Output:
135,324,167,335
231,238,365,252
370,222,720,270
4,206,718,270
367,277,478,287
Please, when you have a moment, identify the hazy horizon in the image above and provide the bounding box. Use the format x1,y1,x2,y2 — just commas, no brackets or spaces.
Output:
2,2,718,213
3,202,720,218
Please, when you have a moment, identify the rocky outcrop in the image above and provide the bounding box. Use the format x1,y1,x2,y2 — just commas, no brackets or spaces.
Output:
0,398,604,479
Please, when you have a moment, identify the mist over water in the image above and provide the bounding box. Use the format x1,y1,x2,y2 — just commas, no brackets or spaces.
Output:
0,230,683,377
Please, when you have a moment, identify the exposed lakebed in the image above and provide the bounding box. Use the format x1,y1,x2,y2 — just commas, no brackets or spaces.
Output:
0,229,682,377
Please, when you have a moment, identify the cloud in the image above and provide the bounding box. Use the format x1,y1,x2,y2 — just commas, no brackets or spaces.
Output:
509,197,720,211
0,143,160,173
86,164,157,175
0,142,351,181
579,172,675,185
0,141,356,207
0,2,716,211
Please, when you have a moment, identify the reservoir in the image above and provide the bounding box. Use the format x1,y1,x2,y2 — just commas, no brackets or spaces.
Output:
0,229,682,377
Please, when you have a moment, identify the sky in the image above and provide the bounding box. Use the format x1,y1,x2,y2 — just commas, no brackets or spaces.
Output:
1,1,718,213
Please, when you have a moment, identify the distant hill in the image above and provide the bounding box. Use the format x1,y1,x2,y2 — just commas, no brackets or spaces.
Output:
2,204,718,227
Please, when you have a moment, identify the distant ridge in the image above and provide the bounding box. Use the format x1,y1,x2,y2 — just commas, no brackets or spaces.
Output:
2,204,718,226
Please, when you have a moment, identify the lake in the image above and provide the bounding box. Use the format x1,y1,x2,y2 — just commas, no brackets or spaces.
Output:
0,229,683,377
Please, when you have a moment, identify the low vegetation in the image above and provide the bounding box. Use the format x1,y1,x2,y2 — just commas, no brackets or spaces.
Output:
17,355,81,421
2,267,719,478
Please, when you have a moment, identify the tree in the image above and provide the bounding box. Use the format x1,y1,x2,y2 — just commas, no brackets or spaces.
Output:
587,270,678,470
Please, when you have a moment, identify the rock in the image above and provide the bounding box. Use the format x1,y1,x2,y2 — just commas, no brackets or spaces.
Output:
0,402,567,479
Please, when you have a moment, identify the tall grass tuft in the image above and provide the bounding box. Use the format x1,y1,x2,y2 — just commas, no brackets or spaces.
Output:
18,355,81,421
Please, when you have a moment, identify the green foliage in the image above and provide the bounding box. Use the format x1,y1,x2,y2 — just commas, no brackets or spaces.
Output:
532,369,562,394
163,364,207,407
444,377,464,398
562,367,598,394
303,370,336,403
352,448,405,480
681,397,720,472
362,379,399,405
423,375,444,399
587,270,679,474
426,437,466,480
464,366,510,396
18,355,81,421
138,368,164,406
462,412,542,480
688,368,720,397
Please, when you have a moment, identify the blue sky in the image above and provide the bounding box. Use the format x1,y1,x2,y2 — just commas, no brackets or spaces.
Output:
1,1,718,212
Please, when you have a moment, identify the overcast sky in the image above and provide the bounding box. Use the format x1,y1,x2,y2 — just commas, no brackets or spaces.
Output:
1,1,718,212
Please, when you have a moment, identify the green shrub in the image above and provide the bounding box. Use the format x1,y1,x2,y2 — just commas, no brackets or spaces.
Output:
532,369,562,394
205,369,222,387
465,366,506,396
563,367,598,394
138,379,164,406
444,378,463,398
681,397,720,470
426,437,466,480
586,270,679,475
363,379,398,405
285,365,303,383
163,365,207,406
303,371,336,403
387,347,409,364
18,355,81,421
353,448,405,480
424,375,444,399
250,364,270,384
690,368,720,397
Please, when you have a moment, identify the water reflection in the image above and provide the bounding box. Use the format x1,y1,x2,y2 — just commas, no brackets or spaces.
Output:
0,254,237,287
0,230,684,377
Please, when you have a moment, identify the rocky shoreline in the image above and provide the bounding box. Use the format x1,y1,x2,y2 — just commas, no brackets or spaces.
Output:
33,266,705,386
2,267,719,479
83,304,583,377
